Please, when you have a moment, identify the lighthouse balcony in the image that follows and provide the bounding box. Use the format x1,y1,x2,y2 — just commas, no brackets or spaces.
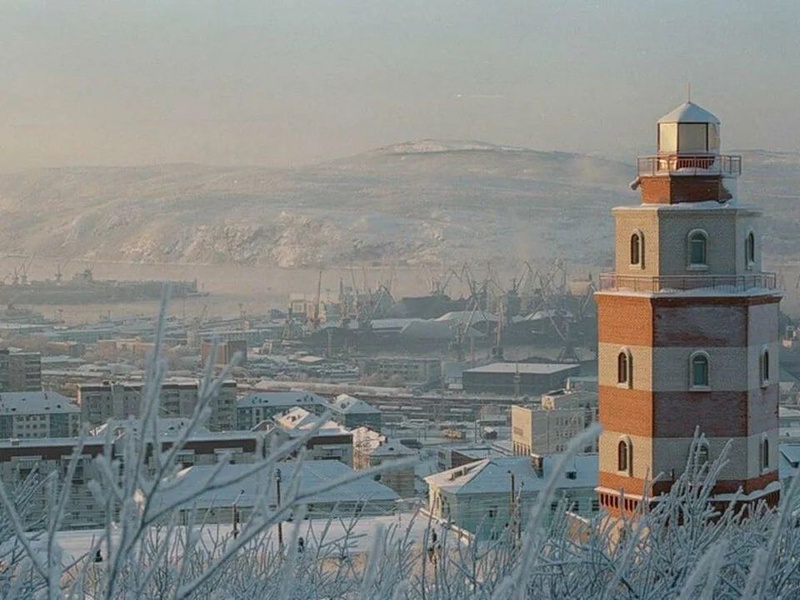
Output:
599,272,778,294
637,154,742,177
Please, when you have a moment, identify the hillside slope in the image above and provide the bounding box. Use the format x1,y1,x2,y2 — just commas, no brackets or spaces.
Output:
0,142,796,268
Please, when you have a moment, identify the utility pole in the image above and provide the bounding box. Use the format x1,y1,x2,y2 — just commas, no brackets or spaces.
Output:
509,471,517,547
275,468,284,550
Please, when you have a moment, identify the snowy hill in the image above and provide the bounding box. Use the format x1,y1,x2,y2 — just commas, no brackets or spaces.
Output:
0,143,796,269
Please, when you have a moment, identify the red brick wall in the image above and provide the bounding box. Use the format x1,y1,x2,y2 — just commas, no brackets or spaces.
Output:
640,175,729,205
597,295,653,346
652,391,749,438
654,304,748,347
599,386,653,437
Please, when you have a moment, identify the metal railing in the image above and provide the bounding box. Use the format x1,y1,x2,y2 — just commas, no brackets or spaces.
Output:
637,154,742,177
599,272,778,293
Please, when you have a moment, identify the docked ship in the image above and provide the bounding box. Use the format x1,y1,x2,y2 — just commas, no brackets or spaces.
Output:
0,269,206,305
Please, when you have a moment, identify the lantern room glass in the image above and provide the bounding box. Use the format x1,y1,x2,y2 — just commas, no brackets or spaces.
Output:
678,123,708,153
658,123,678,154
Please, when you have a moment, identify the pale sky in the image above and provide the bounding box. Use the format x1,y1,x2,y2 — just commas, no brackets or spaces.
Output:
1,1,798,171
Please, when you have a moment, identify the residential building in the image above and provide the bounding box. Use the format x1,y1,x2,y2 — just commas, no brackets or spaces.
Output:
358,357,441,384
511,390,599,455
326,394,382,430
425,454,598,540
0,437,106,529
77,379,237,431
0,350,42,392
144,460,399,525
0,421,267,530
596,101,782,517
0,391,80,439
270,407,353,466
201,339,247,367
352,427,416,498
236,391,328,430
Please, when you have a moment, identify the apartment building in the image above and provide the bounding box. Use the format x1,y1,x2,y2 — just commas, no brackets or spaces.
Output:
0,391,80,439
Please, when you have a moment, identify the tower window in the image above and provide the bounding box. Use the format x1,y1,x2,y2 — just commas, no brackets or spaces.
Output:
745,232,756,267
762,438,770,470
688,230,708,267
617,352,627,384
630,232,644,267
617,440,630,473
690,352,710,388
760,348,770,386
617,350,633,387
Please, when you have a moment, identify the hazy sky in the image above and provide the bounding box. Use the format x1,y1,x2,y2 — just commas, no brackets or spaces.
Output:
2,1,799,171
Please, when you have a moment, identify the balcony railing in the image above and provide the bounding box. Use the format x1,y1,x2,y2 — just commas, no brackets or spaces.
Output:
599,273,778,294
637,154,742,177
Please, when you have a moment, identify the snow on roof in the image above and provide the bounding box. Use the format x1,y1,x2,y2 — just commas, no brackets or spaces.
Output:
435,311,498,324
353,427,416,456
780,443,800,468
425,454,597,495
92,417,216,438
0,391,79,415
329,394,380,415
274,407,349,436
148,460,399,512
370,318,424,331
657,101,720,125
526,308,574,322
237,391,327,410
465,362,579,375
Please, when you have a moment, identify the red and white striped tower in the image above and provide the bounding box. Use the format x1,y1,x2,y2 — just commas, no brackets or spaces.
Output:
596,101,782,517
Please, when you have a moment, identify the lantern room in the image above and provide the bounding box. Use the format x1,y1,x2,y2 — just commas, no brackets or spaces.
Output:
657,101,720,155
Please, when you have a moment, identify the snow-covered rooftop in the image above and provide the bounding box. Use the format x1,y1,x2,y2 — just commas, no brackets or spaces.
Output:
0,391,79,415
353,427,416,457
657,101,720,124
465,362,579,375
147,460,400,513
236,391,328,410
274,407,349,437
328,394,380,415
425,454,597,495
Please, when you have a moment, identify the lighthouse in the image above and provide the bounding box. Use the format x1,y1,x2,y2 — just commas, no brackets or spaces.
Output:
595,101,782,517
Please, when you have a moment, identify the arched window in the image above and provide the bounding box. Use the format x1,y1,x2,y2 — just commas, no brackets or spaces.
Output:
690,352,710,388
630,232,644,267
760,348,770,385
618,440,629,472
745,231,756,267
617,349,633,387
617,352,628,384
688,230,708,267
762,438,770,470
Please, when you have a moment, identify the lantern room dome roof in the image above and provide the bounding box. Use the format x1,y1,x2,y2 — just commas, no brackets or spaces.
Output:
657,101,720,125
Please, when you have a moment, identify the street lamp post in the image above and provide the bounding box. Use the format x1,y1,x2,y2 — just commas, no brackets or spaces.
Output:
232,489,244,540
275,468,284,550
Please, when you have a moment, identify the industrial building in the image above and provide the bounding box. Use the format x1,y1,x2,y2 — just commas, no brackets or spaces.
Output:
462,362,580,396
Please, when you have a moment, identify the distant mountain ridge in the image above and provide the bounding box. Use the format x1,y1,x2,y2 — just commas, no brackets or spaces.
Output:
0,142,797,269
